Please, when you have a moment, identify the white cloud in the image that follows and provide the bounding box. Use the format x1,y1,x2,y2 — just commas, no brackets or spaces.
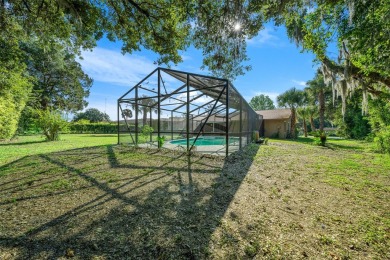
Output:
247,26,280,47
291,80,307,87
180,54,192,61
78,47,156,86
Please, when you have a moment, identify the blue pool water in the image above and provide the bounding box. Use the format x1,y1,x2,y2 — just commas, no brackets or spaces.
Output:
170,137,238,146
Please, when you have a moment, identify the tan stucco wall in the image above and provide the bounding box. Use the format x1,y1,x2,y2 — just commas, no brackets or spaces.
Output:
263,119,289,138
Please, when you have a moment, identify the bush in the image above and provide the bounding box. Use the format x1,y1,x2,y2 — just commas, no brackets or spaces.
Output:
0,67,32,140
374,126,390,154
314,131,327,146
17,106,41,135
0,97,19,140
309,130,321,137
35,109,69,141
69,121,118,134
140,125,154,140
158,136,166,147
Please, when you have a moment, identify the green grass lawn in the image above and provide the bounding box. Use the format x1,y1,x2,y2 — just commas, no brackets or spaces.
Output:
0,135,389,259
0,134,118,165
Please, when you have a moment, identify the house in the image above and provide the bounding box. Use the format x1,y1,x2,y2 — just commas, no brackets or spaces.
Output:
256,109,292,138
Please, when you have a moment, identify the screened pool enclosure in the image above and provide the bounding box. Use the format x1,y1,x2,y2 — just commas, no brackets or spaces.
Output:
117,68,260,156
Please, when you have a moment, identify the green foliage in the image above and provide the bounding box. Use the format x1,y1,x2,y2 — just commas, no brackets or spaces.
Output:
140,125,154,138
367,93,390,153
73,108,110,123
297,106,310,137
69,121,118,134
334,91,371,139
305,72,330,131
158,136,166,148
3,0,390,140
21,40,92,111
192,2,262,80
368,96,390,129
0,19,33,140
249,94,275,110
121,109,133,119
286,1,389,103
277,87,306,138
0,67,32,140
17,106,40,135
374,126,390,154
244,240,260,257
132,96,159,126
3,0,390,87
3,0,191,66
35,109,69,141
314,132,327,146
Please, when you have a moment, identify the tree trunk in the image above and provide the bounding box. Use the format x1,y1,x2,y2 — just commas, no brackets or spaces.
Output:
142,112,147,126
310,116,315,132
303,118,307,137
290,107,296,138
319,89,325,132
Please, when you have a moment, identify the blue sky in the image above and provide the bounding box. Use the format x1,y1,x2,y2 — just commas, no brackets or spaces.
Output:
78,24,319,120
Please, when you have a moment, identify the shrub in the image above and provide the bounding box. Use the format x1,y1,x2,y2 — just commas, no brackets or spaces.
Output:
309,130,321,137
0,67,32,140
17,106,41,135
158,136,166,147
35,109,69,141
374,126,390,154
70,121,117,134
314,131,327,146
140,125,154,142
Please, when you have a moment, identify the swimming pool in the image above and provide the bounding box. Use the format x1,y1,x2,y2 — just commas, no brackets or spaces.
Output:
170,136,239,146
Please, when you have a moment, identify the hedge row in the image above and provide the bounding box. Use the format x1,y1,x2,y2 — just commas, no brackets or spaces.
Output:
69,123,134,134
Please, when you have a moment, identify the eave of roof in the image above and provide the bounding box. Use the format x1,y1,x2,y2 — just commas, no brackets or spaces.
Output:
256,109,291,120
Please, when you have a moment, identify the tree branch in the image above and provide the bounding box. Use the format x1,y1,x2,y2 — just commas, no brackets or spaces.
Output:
125,0,150,18
22,0,31,13
322,56,390,88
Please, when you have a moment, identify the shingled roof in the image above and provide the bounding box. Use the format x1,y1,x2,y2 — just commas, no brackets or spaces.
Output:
256,109,291,120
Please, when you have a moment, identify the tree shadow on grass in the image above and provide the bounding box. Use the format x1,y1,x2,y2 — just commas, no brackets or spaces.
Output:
326,140,366,151
295,137,315,144
86,134,118,138
0,140,47,146
291,137,366,151
0,143,260,259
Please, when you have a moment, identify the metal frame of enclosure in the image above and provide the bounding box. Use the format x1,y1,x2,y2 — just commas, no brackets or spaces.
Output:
117,68,259,157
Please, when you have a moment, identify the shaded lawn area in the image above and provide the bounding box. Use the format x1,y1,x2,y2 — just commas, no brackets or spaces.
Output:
0,135,389,259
